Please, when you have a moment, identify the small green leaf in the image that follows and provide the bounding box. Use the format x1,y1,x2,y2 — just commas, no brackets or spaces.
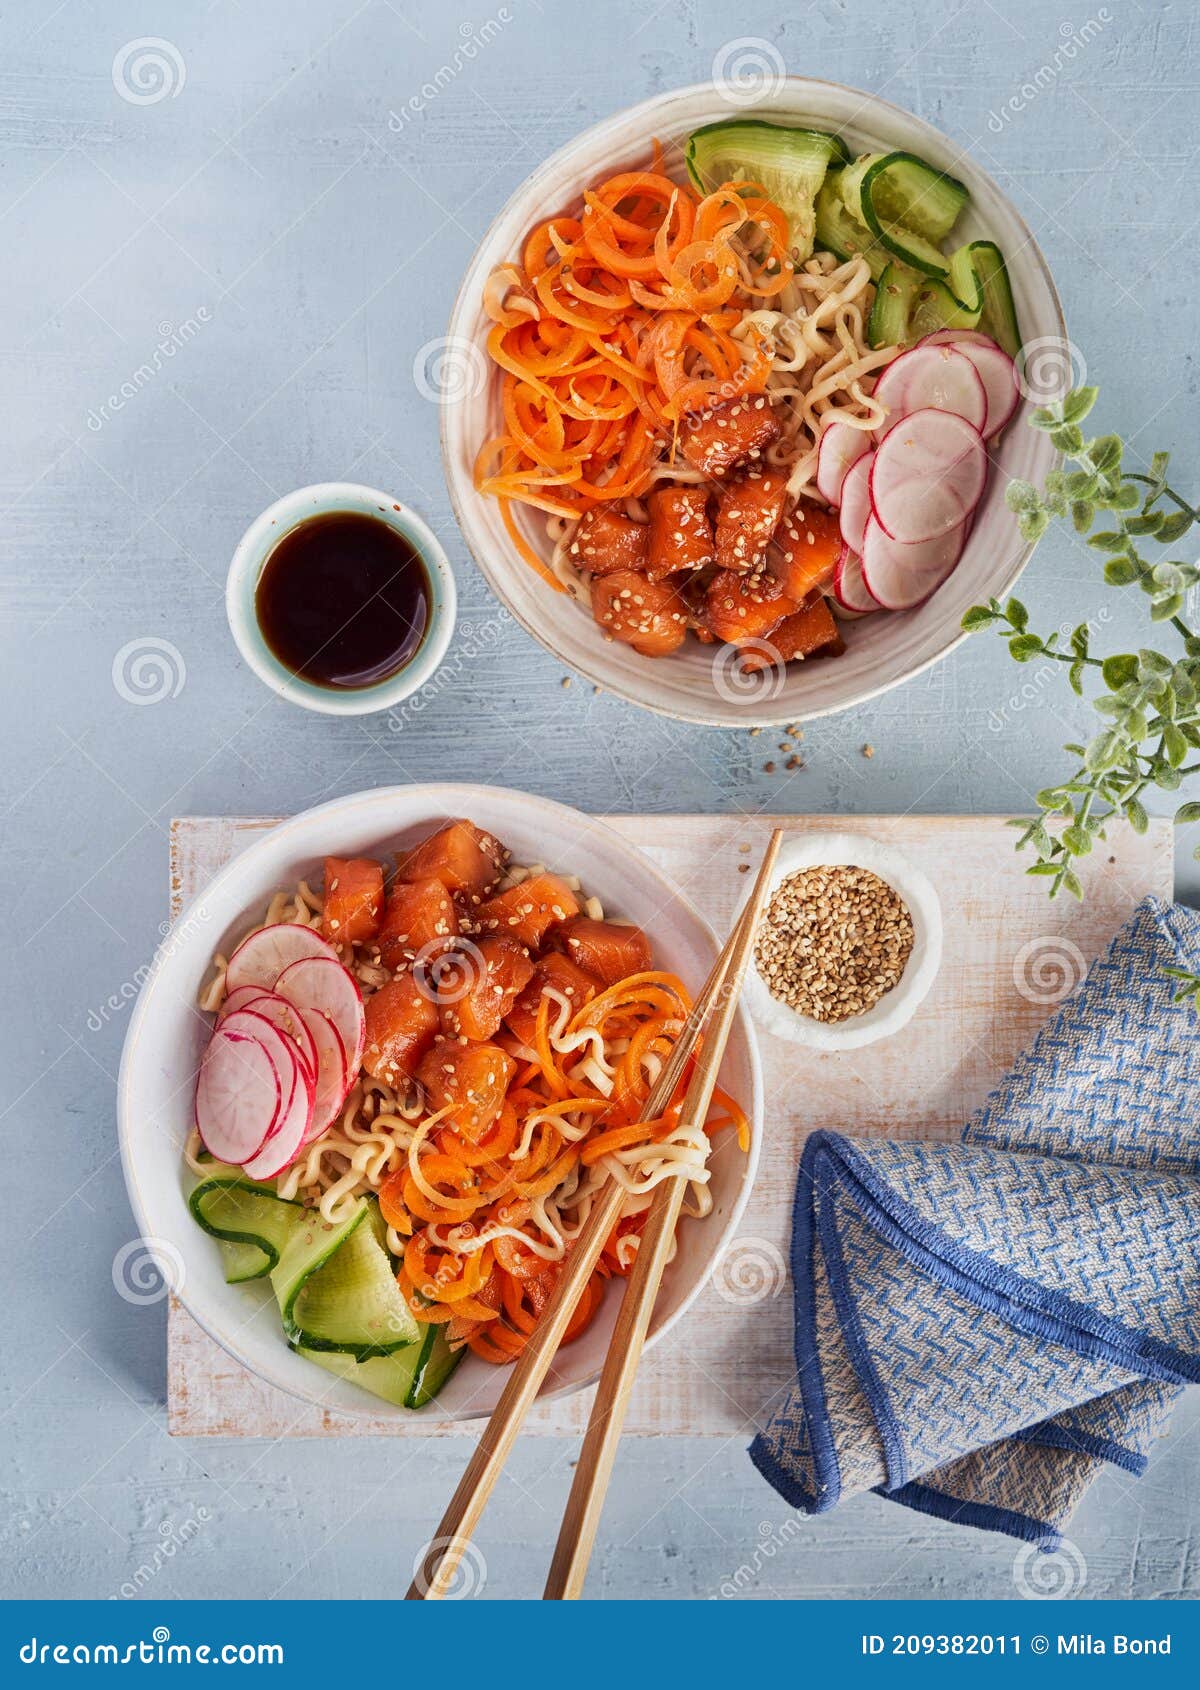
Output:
1071,500,1094,533
1007,633,1044,662
1005,479,1040,513
1174,801,1200,825
1089,434,1122,473
1026,861,1063,877
1165,723,1189,767
1149,450,1170,490
1068,658,1085,696
1112,481,1141,510
1061,387,1099,424
1101,653,1139,689
1085,728,1126,772
1156,509,1195,544
1088,530,1130,553
1151,593,1184,623
1062,824,1092,856
1030,406,1060,431
1018,508,1050,544
1004,596,1029,631
960,605,998,632
1123,511,1163,537
1125,799,1149,834
1062,868,1084,901
1155,763,1183,790
1103,557,1140,587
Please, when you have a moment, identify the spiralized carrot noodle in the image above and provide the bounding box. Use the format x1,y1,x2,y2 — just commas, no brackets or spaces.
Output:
474,163,797,555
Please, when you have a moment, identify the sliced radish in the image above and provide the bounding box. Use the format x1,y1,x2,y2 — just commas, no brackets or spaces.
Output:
195,1029,282,1164
274,956,366,1084
216,984,270,1020
832,548,880,613
920,331,1018,440
869,409,985,544
218,1010,310,1123
816,421,872,507
839,453,873,554
224,923,338,996
873,344,988,436
233,989,320,1078
241,1049,315,1180
860,515,967,610
291,1004,350,1142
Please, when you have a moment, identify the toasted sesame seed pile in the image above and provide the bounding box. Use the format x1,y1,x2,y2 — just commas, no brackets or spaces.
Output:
753,865,915,1023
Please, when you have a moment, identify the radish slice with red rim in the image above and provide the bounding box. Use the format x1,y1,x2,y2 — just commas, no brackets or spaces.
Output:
832,548,880,614
873,344,988,436
816,420,872,507
195,1029,282,1165
291,1004,349,1143
217,984,270,1020
224,923,339,996
869,409,985,543
233,989,320,1079
274,956,366,1083
839,453,873,555
860,514,967,610
241,1046,316,1180
218,1010,311,1126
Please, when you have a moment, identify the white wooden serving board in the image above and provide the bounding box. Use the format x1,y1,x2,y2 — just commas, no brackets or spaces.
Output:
167,812,1172,1438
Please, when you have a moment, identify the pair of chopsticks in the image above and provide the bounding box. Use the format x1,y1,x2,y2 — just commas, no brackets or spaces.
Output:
408,828,782,1602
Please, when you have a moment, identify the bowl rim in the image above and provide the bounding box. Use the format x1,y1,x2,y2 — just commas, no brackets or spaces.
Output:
224,482,458,718
117,782,764,1422
440,75,1067,727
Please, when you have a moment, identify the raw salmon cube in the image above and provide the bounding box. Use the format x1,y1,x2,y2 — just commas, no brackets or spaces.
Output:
441,936,535,1042
704,568,798,645
377,876,459,968
474,874,580,950
769,502,843,600
680,396,781,478
715,470,788,573
321,857,384,945
592,570,688,657
505,952,600,1048
362,972,440,1085
416,1040,516,1136
646,486,715,581
570,507,649,576
396,820,505,898
737,598,844,668
560,917,652,986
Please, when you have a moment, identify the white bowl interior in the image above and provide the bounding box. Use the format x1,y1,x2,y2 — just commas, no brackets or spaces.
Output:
118,785,761,1423
443,79,1064,726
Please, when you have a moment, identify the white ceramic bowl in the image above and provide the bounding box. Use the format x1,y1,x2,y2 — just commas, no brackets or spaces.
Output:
442,79,1066,726
118,784,762,1423
739,831,942,1051
226,483,457,716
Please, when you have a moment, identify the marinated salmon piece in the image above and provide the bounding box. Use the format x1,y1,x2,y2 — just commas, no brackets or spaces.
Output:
737,598,844,669
441,935,535,1042
321,857,385,945
592,570,688,657
570,507,649,577
474,873,580,950
715,470,788,573
376,876,459,968
561,917,652,986
506,952,600,1048
769,502,843,601
396,820,505,898
362,972,440,1085
680,395,782,478
417,1039,516,1136
704,568,798,646
646,486,715,581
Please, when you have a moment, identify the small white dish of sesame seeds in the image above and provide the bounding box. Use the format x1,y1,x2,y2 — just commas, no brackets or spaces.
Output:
737,831,942,1051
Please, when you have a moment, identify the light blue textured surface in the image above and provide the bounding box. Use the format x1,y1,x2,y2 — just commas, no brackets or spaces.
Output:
2,0,1198,1601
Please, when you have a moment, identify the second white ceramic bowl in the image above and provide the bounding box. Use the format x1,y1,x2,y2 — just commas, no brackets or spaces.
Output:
118,784,762,1423
442,79,1066,726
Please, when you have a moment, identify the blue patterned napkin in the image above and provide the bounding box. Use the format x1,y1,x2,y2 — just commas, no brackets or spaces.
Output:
750,897,1200,1546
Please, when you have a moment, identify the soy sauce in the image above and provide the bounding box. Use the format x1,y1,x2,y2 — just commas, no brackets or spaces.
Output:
255,511,429,689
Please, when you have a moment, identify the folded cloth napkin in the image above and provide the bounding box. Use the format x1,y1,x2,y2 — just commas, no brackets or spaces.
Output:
750,896,1200,1547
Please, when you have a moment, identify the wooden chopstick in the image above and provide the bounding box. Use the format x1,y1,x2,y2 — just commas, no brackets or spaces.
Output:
406,847,774,1601
543,829,782,1600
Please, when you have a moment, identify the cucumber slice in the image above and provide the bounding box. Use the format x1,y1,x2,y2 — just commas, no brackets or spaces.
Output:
272,1198,418,1358
843,152,969,279
868,262,983,349
965,240,1021,357
189,1175,304,1282
684,120,850,261
297,1343,425,1407
295,1315,463,1408
406,1325,464,1408
814,173,890,277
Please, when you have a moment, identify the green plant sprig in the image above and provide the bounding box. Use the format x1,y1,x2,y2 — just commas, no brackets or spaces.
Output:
963,386,1200,900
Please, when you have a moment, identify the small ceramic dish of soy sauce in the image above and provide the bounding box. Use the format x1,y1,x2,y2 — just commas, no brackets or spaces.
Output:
225,483,457,715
